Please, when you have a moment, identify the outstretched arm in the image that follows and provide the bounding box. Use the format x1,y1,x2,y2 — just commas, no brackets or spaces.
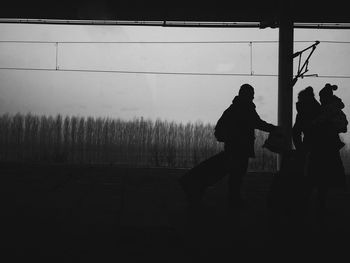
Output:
253,108,276,132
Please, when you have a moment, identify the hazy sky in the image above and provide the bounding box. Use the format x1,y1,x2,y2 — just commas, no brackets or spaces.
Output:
0,23,349,142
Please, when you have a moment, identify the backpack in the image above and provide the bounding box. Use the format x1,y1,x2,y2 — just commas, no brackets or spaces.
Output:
333,110,348,133
214,107,231,142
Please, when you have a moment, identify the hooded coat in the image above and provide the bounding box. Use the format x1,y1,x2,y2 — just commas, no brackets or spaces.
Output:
222,95,275,157
292,96,321,153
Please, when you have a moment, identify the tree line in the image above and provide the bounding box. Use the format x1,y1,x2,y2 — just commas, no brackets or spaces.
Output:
0,113,284,171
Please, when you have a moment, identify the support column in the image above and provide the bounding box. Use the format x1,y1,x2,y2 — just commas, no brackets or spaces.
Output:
278,18,294,169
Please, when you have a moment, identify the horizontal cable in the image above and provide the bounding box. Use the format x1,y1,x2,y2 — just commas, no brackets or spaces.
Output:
0,40,344,44
315,41,350,44
0,67,271,76
1,66,350,79
0,40,278,44
310,75,350,79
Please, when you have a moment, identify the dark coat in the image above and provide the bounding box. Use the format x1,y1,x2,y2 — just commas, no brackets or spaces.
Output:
292,97,321,153
308,149,345,188
309,100,346,188
223,96,275,157
312,96,346,152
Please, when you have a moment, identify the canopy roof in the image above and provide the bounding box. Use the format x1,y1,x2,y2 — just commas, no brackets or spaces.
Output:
1,1,349,26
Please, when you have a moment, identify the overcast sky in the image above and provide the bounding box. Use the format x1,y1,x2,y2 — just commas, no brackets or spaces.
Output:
0,23,349,142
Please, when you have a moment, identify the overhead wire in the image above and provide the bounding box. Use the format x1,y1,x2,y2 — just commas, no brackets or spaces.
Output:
1,40,350,44
0,67,275,76
1,40,350,78
2,67,350,79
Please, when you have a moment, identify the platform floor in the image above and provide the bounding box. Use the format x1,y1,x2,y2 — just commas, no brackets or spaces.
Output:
1,163,350,262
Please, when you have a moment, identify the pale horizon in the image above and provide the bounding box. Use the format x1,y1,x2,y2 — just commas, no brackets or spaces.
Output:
0,23,349,143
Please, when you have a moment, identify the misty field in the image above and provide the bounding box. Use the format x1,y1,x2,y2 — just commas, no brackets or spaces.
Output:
0,113,349,172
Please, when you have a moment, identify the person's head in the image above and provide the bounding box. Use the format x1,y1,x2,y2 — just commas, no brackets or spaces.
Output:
238,83,254,101
319,83,338,105
297,86,315,102
296,86,320,115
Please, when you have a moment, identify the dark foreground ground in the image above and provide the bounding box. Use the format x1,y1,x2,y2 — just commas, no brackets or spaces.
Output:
1,163,350,262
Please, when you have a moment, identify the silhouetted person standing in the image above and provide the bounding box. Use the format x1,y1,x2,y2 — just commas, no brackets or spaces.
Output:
292,86,321,222
221,84,277,209
308,84,347,212
293,86,321,157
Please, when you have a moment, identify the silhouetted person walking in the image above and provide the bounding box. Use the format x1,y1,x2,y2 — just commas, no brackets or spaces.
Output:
220,84,278,210
180,84,278,215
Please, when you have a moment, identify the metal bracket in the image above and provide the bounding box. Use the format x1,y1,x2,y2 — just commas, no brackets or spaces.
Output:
292,40,320,86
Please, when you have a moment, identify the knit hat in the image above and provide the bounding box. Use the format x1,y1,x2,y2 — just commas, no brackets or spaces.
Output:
319,83,338,99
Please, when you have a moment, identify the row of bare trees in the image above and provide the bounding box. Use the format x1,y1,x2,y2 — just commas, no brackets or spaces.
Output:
0,113,278,171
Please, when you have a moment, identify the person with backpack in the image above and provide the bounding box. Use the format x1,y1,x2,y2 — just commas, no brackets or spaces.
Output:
218,83,278,209
307,84,347,213
179,83,278,211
